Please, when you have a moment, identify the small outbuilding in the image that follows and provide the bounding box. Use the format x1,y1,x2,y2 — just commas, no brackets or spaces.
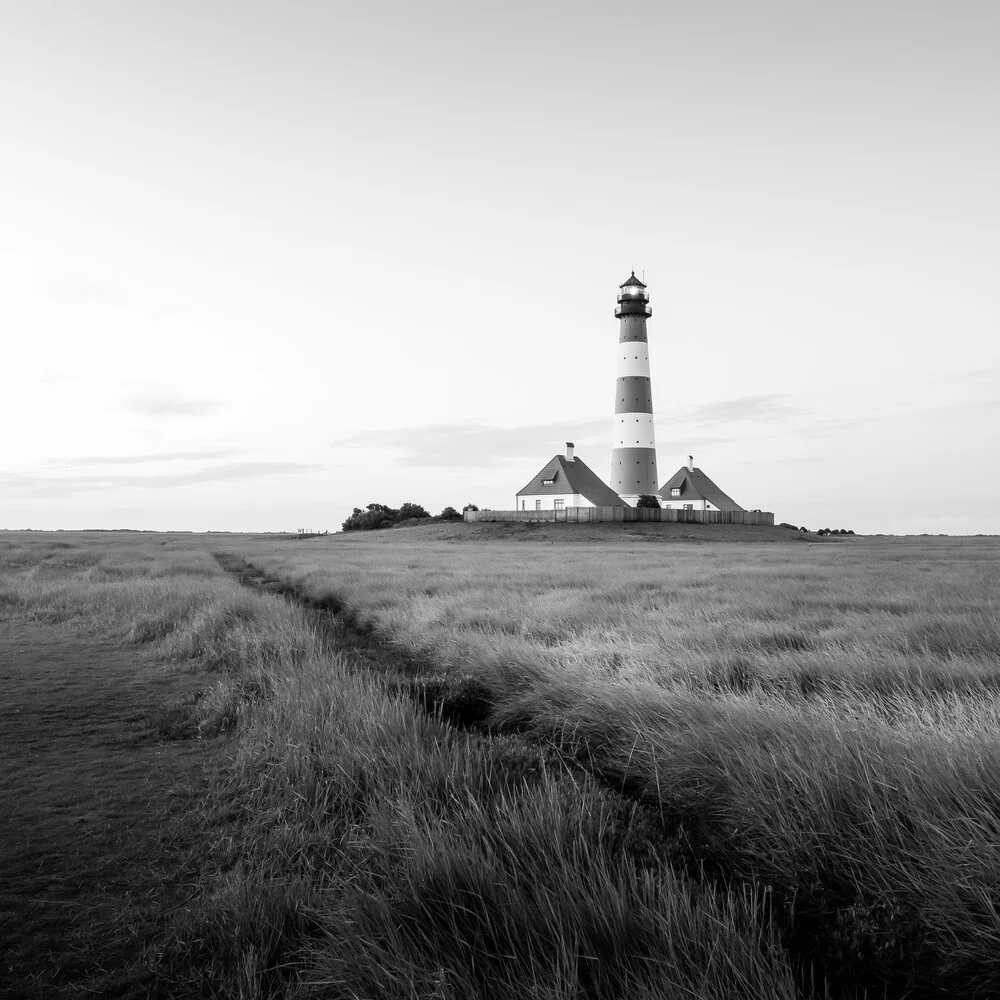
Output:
658,456,744,512
516,443,623,511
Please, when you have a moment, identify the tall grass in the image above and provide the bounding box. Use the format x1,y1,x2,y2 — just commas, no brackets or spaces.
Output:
227,530,1000,997
200,653,803,999
3,531,807,998
0,533,324,736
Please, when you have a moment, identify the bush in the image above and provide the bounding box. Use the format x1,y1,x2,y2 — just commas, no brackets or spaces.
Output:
343,502,465,531
636,495,661,509
343,504,398,532
463,504,479,513
397,502,430,521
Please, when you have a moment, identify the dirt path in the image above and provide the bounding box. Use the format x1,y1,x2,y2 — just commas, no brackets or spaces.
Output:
0,621,222,999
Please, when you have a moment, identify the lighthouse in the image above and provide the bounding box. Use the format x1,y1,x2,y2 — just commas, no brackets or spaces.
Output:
611,272,659,505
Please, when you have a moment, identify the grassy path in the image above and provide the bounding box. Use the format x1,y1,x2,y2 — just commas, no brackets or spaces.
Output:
219,546,1000,999
0,622,221,999
208,553,809,998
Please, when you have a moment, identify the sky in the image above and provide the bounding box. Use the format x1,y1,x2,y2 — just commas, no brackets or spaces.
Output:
2,1,998,534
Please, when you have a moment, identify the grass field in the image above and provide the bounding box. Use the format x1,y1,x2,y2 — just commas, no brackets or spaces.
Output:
2,525,999,998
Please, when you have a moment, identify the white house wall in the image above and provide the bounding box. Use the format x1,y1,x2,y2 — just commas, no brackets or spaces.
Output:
662,499,718,511
516,493,592,510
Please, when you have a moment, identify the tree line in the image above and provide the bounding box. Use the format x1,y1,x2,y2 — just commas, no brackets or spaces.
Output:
342,502,479,532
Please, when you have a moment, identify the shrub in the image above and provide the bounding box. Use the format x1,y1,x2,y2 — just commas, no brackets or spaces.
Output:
463,504,480,513
343,502,441,532
440,507,462,521
636,495,661,509
342,504,398,532
397,502,430,521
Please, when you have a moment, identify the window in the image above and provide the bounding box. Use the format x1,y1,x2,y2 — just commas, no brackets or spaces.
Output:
535,500,541,510
670,488,680,497
521,500,525,510
554,499,565,509
684,504,693,511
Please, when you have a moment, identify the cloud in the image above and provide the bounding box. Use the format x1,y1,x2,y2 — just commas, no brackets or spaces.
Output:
64,449,239,466
114,461,319,488
656,434,740,452
333,419,613,468
121,397,220,417
330,395,848,469
942,364,1000,386
0,461,319,500
43,277,127,305
333,399,806,468
684,395,803,423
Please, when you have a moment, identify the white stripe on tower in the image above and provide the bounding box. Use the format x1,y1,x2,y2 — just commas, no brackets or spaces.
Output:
616,349,651,378
613,414,656,449
611,271,659,505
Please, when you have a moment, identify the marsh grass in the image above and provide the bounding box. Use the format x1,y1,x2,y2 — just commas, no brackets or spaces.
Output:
6,528,998,996
227,530,1000,997
2,531,806,998
182,650,804,999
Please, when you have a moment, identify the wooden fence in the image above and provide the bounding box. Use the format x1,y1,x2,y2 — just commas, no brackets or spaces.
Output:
465,507,774,526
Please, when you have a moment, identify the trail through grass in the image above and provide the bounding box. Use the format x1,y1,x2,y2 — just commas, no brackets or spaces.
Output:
2,530,813,999
226,528,1000,998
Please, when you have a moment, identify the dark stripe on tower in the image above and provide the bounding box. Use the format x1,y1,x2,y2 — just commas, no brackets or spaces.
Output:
611,447,659,493
618,316,649,343
613,376,653,414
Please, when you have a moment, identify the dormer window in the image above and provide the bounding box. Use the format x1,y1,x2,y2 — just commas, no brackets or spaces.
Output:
542,472,557,485
670,488,680,497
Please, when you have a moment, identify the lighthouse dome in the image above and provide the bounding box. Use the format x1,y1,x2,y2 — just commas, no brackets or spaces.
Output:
619,271,647,291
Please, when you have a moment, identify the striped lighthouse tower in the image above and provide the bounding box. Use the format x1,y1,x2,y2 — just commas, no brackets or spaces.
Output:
611,272,659,505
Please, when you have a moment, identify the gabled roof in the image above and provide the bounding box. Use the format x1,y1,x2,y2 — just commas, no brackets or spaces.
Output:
517,454,623,506
619,271,646,289
658,466,744,511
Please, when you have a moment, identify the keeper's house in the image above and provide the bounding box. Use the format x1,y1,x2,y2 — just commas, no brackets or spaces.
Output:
658,457,744,512
516,443,622,511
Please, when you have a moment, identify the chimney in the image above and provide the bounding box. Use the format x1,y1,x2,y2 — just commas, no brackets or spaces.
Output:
687,454,694,471
566,441,575,461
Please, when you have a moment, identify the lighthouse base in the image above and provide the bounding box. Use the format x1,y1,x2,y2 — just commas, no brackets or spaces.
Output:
617,494,661,508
